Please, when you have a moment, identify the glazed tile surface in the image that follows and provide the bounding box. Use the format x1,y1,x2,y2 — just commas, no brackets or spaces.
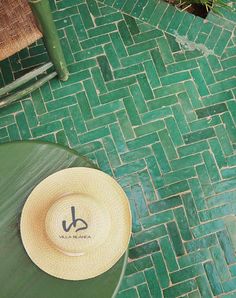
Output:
1,0,236,297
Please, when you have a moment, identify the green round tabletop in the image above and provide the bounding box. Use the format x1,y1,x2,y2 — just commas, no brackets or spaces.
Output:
0,141,127,298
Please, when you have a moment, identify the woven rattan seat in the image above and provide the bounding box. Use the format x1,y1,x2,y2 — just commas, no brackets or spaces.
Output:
0,0,42,60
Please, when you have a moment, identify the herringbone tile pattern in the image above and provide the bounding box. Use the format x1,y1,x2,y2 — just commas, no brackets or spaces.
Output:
1,0,236,297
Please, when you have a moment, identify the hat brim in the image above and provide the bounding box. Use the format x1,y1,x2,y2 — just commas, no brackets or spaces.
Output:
20,167,132,280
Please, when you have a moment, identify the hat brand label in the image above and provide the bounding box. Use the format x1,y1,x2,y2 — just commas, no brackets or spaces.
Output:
60,206,91,239
62,206,88,233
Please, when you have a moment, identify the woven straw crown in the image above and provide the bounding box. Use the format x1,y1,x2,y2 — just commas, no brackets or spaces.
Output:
20,168,132,280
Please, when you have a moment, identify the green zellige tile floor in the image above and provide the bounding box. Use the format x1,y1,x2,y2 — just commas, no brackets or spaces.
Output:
1,0,236,297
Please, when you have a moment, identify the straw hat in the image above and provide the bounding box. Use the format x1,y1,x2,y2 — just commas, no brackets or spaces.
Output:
20,167,132,280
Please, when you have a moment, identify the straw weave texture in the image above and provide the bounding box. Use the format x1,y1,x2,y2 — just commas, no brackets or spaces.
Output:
0,0,42,60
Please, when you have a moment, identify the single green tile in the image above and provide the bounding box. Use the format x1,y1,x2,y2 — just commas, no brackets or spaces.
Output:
190,68,209,97
129,241,160,259
80,34,110,49
174,207,192,241
148,94,178,110
110,32,128,58
137,284,151,298
116,109,135,140
157,36,174,64
215,124,234,156
91,67,107,95
7,124,20,141
142,210,174,228
158,180,189,199
158,128,178,160
115,64,144,78
159,235,179,272
152,252,170,288
136,73,154,100
171,264,204,284
96,11,123,26
104,43,121,69
100,88,130,104
204,261,223,295
78,3,94,29
127,133,158,150
144,268,162,297
74,46,103,61
38,108,69,125
178,249,211,268
170,153,202,171
127,39,157,56
210,246,231,281
192,219,225,238
121,147,152,163
152,142,171,174
184,80,203,109
139,170,157,202
150,48,167,77
115,160,146,177
121,51,150,67
15,112,32,139
31,121,62,138
97,55,113,82
217,230,236,264
134,29,162,43
183,128,215,144
182,193,200,227
88,23,117,38
123,97,141,126
143,60,161,89
178,141,208,158
69,105,87,134
146,155,164,188
222,278,236,293
161,71,191,86
142,107,172,123
167,221,185,256
135,120,164,137
196,103,227,119
117,288,139,298
149,195,182,214
79,127,109,143
109,122,127,153
202,91,233,106
196,275,214,298
123,14,140,35
185,234,218,252
83,79,100,107
196,163,214,197
118,20,134,46
120,271,145,291
76,92,92,120
107,77,136,91
163,279,197,298
86,113,116,130
221,111,236,143
134,225,167,245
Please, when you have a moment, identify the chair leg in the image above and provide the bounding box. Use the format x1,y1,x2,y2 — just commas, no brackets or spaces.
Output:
28,0,69,81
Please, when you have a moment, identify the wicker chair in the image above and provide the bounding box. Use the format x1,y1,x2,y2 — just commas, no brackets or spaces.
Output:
0,0,69,108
